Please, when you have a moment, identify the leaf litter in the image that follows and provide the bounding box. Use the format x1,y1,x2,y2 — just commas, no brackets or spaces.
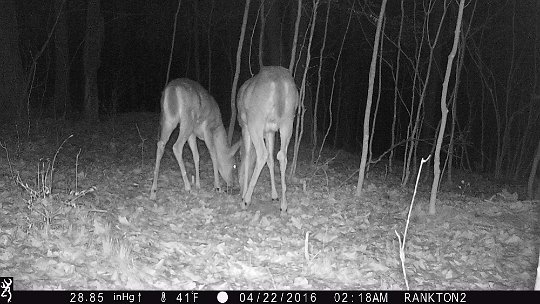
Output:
0,113,537,290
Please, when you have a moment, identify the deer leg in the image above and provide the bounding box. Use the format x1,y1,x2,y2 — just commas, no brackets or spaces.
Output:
244,128,268,207
203,127,221,191
265,132,279,200
150,122,176,200
240,127,252,201
187,134,200,189
277,125,293,214
172,121,193,192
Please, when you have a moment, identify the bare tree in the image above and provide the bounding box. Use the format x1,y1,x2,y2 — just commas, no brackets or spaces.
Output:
389,0,405,173
429,0,466,214
289,0,302,72
368,19,385,171
357,0,388,197
290,0,319,178
402,0,448,186
311,0,332,163
228,0,251,144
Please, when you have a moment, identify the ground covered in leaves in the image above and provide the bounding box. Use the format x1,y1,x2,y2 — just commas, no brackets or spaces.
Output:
0,113,538,290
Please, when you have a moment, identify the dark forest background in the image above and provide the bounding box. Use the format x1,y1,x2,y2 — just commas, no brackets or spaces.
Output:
1,0,539,185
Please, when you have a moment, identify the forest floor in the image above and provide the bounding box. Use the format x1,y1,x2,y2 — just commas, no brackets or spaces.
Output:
0,113,538,290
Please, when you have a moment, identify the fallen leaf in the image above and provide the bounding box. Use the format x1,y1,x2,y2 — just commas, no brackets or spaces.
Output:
118,216,130,226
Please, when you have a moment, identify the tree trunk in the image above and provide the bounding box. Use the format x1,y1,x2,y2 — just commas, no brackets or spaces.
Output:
291,0,319,177
84,0,104,122
420,1,446,159
228,0,251,144
390,0,405,173
446,35,465,186
429,0,465,215
356,0,387,197
0,0,24,123
312,1,332,163
54,0,70,119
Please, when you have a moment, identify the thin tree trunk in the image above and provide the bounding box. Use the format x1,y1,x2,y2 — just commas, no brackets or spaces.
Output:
312,0,331,163
402,0,422,186
291,0,319,178
390,0,404,173
429,0,465,215
357,0,387,197
333,65,343,149
368,19,385,171
446,34,465,185
479,77,485,171
403,0,448,186
228,0,251,144
289,0,302,72
259,0,265,69
420,0,446,160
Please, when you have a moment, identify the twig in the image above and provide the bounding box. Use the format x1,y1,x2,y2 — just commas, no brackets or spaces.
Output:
0,141,15,180
395,155,431,290
304,231,311,262
75,148,82,194
50,134,73,193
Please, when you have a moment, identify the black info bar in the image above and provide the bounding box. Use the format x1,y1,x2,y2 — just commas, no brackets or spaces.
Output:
1,290,538,304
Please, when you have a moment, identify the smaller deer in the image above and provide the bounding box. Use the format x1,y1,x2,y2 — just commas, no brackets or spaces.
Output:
150,79,240,199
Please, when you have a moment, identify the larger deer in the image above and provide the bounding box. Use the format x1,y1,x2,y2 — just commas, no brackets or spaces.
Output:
237,66,299,214
150,79,240,199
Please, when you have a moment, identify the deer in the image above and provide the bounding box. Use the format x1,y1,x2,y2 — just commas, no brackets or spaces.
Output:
237,66,299,214
150,79,241,200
